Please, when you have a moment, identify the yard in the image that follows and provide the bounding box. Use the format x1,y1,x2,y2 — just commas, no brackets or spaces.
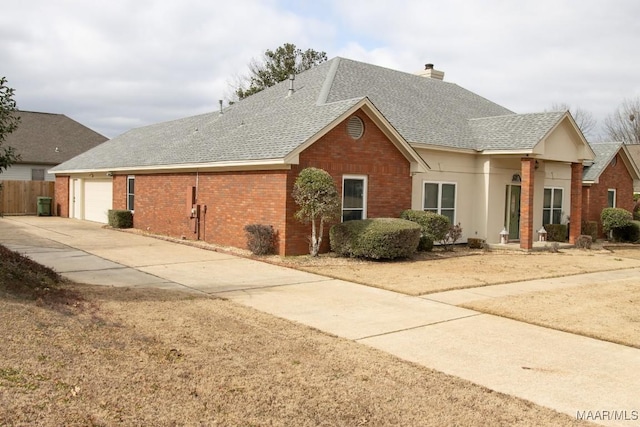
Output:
0,245,590,426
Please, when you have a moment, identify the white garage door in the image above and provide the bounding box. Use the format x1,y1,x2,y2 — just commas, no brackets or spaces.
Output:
84,179,113,223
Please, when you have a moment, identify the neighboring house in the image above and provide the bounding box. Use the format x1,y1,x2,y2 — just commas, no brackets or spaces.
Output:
51,58,594,255
582,142,640,237
1,111,107,182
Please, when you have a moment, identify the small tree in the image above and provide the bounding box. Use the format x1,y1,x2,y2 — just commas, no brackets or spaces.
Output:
0,77,21,175
292,167,340,256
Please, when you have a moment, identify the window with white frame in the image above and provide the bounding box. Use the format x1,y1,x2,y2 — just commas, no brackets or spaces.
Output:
127,176,135,211
543,187,563,224
342,175,367,222
423,182,456,223
608,189,616,208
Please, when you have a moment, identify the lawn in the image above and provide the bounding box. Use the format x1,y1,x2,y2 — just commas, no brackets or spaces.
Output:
0,245,589,426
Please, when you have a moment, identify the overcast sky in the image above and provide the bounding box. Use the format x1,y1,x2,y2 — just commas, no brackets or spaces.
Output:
2,0,639,140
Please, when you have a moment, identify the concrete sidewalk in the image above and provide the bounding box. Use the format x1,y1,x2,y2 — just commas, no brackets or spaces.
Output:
1,216,638,426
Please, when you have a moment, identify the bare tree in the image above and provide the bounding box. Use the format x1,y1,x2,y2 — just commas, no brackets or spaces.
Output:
550,102,597,140
603,97,640,144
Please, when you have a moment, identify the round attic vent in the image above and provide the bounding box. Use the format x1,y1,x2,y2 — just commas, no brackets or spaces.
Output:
347,116,364,139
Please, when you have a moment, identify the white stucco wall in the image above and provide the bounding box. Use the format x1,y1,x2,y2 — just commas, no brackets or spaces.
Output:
411,148,574,244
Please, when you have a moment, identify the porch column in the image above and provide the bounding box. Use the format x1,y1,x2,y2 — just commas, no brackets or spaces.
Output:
520,158,535,250
569,162,583,244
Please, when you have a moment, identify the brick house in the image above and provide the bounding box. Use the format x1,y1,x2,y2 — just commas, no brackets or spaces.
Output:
582,142,640,237
51,58,595,255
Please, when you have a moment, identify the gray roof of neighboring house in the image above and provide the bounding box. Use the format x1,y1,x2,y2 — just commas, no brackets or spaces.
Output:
583,141,625,182
52,57,571,173
4,111,107,165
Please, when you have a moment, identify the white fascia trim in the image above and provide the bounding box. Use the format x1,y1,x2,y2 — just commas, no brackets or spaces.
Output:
479,149,535,156
410,143,476,155
52,159,292,175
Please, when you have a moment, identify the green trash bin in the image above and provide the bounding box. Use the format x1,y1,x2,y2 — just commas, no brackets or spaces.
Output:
37,197,52,216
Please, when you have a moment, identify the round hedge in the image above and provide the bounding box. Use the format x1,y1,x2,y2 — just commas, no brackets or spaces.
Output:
329,218,420,260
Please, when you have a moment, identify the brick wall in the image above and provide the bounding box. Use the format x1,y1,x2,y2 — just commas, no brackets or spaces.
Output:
112,175,127,211
582,153,635,237
519,158,535,249
54,176,69,217
110,110,412,256
569,162,583,244
284,112,412,255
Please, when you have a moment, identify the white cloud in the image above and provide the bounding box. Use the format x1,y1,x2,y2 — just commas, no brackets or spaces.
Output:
2,0,639,140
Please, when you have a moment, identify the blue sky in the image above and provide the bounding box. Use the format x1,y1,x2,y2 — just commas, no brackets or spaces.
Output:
2,0,639,139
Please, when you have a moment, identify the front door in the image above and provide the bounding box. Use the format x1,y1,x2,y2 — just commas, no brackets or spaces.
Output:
505,185,521,240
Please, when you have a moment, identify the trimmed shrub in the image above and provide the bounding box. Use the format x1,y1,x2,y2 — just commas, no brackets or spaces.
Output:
581,220,598,241
544,224,567,242
244,224,276,255
108,210,133,228
400,210,432,251
400,209,450,249
330,218,420,260
601,207,632,234
575,235,593,249
611,220,640,243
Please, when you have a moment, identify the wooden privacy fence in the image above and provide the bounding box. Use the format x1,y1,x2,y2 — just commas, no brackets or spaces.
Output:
0,180,56,215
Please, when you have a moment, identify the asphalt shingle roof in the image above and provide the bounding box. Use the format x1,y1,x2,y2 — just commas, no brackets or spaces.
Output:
5,111,107,165
52,57,570,172
583,141,624,181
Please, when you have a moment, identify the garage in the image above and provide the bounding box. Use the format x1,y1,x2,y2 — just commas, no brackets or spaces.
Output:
83,179,113,223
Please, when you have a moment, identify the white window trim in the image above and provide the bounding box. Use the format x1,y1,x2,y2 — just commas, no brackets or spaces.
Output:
608,188,617,208
543,187,564,224
127,175,135,212
422,181,457,223
342,175,367,222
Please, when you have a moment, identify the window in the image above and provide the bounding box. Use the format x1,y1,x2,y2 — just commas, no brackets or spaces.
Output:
31,168,45,181
608,189,616,208
423,182,456,223
342,175,367,221
127,176,135,211
543,188,563,224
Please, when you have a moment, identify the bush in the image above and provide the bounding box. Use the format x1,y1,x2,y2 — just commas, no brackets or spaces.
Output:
400,210,450,249
330,218,420,260
442,223,463,250
467,238,484,249
611,220,640,243
108,210,133,228
544,224,567,242
581,220,598,240
601,207,633,234
244,224,276,255
575,235,593,249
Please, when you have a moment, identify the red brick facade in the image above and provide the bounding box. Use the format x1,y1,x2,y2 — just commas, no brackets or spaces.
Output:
54,176,70,217
582,152,635,237
569,162,583,244
53,110,413,256
519,158,535,250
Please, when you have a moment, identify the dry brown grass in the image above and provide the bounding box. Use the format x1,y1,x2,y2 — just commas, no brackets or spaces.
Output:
462,280,640,349
286,247,640,295
0,246,590,426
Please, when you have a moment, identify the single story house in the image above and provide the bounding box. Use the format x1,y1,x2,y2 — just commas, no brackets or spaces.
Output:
51,57,595,255
2,111,107,182
582,141,640,237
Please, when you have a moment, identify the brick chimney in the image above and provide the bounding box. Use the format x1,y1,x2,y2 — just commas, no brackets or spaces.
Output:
416,63,444,80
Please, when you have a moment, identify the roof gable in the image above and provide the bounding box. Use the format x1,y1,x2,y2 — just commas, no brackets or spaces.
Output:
583,142,640,183
4,111,107,165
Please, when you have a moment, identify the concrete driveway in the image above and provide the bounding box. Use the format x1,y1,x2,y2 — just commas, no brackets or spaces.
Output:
1,216,639,427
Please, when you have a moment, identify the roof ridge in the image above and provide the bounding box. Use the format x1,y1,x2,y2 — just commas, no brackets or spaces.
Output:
316,57,341,106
